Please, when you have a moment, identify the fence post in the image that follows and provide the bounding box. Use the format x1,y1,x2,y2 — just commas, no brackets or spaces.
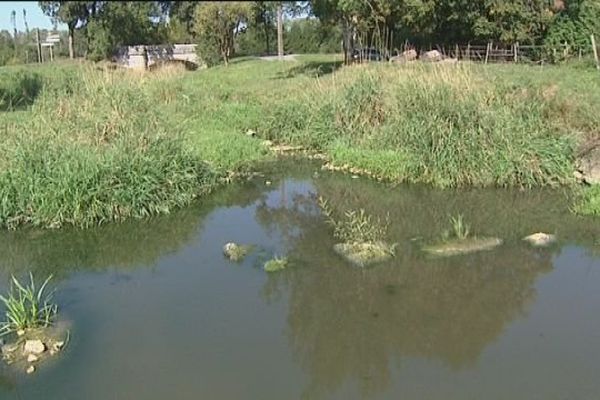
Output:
485,41,491,64
514,42,519,63
591,34,600,70
466,43,471,61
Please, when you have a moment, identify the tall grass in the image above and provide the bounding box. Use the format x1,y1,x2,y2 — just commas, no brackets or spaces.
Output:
0,67,216,229
263,63,576,188
0,273,57,336
0,70,43,111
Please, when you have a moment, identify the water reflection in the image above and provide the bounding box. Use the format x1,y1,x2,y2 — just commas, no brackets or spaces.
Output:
0,180,269,280
254,172,599,399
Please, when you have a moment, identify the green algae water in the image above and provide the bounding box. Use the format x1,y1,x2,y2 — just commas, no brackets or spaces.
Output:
0,161,599,400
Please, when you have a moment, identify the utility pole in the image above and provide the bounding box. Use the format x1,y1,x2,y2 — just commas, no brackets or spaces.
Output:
277,3,283,60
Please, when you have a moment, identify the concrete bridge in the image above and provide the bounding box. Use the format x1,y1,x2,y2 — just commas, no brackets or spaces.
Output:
114,44,203,70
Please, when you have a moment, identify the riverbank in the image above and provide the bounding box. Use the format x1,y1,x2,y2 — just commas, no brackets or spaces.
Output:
0,55,598,229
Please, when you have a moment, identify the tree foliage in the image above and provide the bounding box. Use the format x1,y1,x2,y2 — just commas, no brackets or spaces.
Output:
192,2,253,66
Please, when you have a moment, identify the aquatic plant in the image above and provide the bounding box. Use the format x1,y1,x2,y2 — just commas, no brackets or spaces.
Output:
264,256,288,272
318,197,390,244
575,185,600,216
0,274,57,336
449,214,470,240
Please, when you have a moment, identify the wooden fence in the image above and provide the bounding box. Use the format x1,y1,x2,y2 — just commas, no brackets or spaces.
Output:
392,37,600,66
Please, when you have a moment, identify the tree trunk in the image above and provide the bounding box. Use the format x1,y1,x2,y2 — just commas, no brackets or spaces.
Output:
264,20,270,54
277,3,283,60
342,18,353,65
68,26,75,59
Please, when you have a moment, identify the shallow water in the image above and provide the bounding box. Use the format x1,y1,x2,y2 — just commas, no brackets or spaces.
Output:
0,161,599,400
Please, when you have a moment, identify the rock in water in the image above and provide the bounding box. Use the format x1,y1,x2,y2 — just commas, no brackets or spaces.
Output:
333,242,395,268
223,243,251,262
523,233,556,247
1,343,18,356
23,340,45,355
27,354,39,363
423,237,503,257
26,365,35,374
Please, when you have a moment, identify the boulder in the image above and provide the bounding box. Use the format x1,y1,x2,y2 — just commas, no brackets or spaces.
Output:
390,49,417,63
23,340,45,355
420,50,442,62
576,146,600,185
439,57,458,65
26,365,35,374
523,232,556,247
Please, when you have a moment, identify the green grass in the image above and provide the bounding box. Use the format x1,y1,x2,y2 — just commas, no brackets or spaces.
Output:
262,62,581,189
0,273,57,336
0,55,598,228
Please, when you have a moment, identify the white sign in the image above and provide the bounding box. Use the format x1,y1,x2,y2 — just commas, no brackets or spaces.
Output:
46,37,61,43
41,42,55,47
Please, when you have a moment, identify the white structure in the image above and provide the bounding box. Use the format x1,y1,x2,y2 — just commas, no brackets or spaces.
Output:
115,44,202,69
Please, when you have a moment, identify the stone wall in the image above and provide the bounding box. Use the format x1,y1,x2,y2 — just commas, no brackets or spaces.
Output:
114,44,202,69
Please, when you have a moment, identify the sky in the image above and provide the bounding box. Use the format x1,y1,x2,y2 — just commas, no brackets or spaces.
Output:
0,1,66,31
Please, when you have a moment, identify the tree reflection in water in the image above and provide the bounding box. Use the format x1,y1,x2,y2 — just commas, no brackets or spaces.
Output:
253,173,597,399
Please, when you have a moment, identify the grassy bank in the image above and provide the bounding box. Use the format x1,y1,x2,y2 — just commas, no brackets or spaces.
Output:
0,55,598,229
261,63,588,188
0,66,218,229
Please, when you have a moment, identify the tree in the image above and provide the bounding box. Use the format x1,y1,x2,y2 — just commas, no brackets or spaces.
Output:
85,2,166,61
10,10,17,41
22,9,30,35
252,1,277,54
192,2,253,66
39,1,92,59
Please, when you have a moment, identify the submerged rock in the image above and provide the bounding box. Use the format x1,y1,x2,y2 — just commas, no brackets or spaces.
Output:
264,257,288,273
23,340,45,355
523,232,556,247
423,237,502,257
1,320,70,371
333,242,395,268
223,243,252,262
26,365,35,374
